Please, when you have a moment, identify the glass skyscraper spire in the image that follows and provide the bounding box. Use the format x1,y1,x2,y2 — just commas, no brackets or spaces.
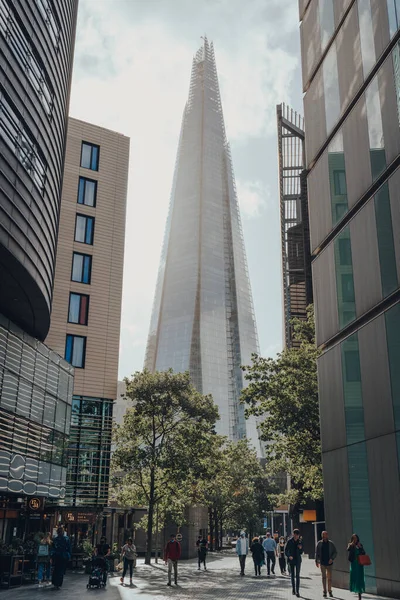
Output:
145,38,261,452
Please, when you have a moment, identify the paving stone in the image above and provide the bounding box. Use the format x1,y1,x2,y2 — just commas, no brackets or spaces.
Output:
1,552,389,600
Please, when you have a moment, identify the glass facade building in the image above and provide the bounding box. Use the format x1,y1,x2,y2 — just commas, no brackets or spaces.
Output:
300,0,400,596
0,315,74,500
145,38,261,451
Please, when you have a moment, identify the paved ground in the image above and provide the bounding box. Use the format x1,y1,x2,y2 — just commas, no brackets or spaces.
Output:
2,552,388,600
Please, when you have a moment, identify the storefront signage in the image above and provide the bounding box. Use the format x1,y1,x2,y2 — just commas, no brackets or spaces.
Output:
63,511,96,524
28,497,43,511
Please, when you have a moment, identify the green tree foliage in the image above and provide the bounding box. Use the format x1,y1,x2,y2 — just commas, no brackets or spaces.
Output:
241,306,323,505
111,369,218,564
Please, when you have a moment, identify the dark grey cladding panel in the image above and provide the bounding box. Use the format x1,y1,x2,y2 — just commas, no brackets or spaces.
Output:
0,0,78,340
336,2,363,114
379,56,400,166
318,345,346,452
342,96,372,210
312,243,339,347
322,447,352,579
366,433,400,596
349,200,382,319
358,314,394,440
388,168,400,285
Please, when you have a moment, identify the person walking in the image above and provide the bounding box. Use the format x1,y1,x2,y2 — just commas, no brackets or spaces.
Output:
196,535,208,571
37,532,52,586
51,526,71,589
235,531,249,576
285,529,303,597
316,531,337,598
347,534,366,600
250,537,264,577
278,536,287,575
262,531,277,577
164,533,181,586
120,537,136,586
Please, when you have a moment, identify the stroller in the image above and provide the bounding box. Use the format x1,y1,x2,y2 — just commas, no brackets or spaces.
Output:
87,556,107,589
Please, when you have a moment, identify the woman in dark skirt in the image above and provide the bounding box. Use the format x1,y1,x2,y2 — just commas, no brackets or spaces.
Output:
278,536,287,575
347,534,366,600
250,537,264,577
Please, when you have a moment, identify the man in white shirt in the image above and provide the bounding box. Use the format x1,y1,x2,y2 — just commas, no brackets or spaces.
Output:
263,532,278,576
235,531,249,576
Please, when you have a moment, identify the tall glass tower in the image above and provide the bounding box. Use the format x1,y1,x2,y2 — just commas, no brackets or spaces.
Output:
145,38,261,451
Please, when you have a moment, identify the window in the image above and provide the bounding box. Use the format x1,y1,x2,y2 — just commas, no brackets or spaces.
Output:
1,0,54,116
342,274,355,302
318,0,334,51
385,303,400,431
387,0,400,38
0,93,47,192
339,238,352,266
35,0,60,47
358,0,376,79
71,252,92,284
75,215,94,245
335,203,348,222
78,177,97,207
333,170,347,196
80,142,99,171
68,293,89,325
323,42,341,134
365,77,386,180
374,183,398,297
65,335,86,368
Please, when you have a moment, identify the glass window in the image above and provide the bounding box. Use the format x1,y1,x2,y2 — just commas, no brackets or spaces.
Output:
71,252,92,284
68,293,89,325
35,0,60,47
374,182,398,297
80,142,100,171
323,42,341,134
392,42,400,128
341,334,365,444
319,0,335,51
385,303,400,430
387,0,400,38
328,131,348,225
75,215,94,245
358,0,376,79
365,77,386,181
333,170,346,195
65,335,86,368
335,227,356,328
348,442,377,588
339,238,352,265
78,177,97,207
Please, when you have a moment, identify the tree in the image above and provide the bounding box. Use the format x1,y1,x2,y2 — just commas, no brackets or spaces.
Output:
241,306,323,505
111,369,219,564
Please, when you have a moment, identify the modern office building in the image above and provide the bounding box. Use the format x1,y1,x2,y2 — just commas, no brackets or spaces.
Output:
299,1,400,596
145,38,261,452
0,0,78,540
277,103,312,348
45,118,129,537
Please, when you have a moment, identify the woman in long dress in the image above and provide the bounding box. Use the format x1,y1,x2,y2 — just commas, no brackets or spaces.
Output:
347,534,366,600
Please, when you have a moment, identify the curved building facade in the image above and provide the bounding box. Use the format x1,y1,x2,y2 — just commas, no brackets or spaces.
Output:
0,0,78,340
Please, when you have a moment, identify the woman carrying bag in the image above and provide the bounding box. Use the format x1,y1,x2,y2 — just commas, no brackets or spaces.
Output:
347,533,371,600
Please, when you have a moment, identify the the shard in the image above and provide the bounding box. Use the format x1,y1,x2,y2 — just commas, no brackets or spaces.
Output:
145,38,261,452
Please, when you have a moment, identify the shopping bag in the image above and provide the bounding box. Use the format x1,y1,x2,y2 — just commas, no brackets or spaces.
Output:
116,561,123,571
358,554,371,566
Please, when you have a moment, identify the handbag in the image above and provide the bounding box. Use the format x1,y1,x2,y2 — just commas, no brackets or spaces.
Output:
116,561,123,571
38,544,49,556
358,554,371,566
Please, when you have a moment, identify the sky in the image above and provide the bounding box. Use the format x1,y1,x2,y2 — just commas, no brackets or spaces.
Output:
69,0,304,380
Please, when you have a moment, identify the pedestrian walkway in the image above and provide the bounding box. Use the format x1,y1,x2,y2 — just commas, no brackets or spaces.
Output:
1,552,390,600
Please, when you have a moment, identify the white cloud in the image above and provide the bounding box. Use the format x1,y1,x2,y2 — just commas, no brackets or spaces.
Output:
236,180,270,219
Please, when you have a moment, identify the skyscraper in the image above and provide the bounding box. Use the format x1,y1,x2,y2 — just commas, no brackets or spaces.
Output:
145,38,260,450
299,1,400,596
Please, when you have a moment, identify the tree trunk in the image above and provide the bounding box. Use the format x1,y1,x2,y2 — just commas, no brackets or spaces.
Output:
214,507,219,551
209,506,214,552
145,469,155,565
219,516,223,550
